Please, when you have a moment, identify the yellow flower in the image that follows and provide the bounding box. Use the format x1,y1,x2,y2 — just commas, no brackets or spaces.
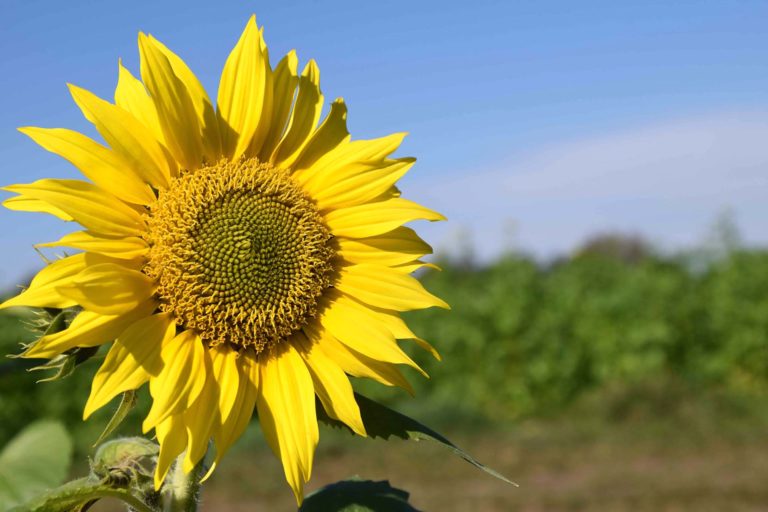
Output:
2,15,447,503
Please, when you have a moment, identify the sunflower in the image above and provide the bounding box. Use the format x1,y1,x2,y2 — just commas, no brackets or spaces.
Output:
1,15,446,503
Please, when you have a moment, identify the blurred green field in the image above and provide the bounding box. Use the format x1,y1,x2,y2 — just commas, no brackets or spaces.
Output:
198,380,768,511
3,237,768,510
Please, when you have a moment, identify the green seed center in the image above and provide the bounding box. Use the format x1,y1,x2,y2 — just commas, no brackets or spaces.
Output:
144,158,334,353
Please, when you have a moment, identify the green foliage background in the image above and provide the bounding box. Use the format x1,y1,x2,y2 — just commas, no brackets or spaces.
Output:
401,248,768,420
1,243,768,449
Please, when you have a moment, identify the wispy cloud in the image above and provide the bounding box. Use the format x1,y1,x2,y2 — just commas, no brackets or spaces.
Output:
410,111,768,259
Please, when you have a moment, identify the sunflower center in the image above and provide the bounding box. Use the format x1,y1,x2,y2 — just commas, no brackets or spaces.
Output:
144,158,334,353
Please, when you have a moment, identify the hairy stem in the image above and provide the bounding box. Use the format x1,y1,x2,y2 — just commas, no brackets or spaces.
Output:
167,453,203,512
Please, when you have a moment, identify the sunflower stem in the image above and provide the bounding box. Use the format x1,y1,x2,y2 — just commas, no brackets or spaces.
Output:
167,453,203,512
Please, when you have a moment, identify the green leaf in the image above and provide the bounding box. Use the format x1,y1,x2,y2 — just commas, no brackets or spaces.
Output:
8,477,157,512
300,477,420,512
0,420,73,510
92,390,138,446
318,393,517,487
12,438,161,512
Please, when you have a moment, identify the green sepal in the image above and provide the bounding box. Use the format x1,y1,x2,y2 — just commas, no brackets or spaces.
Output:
92,390,138,446
23,308,69,338
13,308,81,358
300,477,420,511
17,309,100,381
317,393,517,486
8,310,69,359
28,346,99,382
41,309,71,334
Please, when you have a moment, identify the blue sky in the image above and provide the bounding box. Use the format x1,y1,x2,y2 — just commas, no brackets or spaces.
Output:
1,0,767,285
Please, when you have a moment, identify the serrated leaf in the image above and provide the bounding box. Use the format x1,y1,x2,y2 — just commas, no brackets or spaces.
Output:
8,477,156,512
0,421,73,510
93,390,138,446
318,393,517,486
300,478,420,512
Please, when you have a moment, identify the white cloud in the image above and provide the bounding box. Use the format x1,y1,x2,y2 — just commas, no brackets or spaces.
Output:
409,111,768,260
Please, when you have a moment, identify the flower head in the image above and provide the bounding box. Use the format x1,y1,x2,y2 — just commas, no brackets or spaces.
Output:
2,15,446,503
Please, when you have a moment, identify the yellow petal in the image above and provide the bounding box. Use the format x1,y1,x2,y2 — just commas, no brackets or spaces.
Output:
183,350,218,473
407,337,441,361
2,195,73,221
336,264,449,311
217,15,273,160
309,157,413,211
18,127,154,205
325,198,445,239
363,302,425,339
318,295,425,375
139,33,204,170
293,331,365,436
294,133,406,193
210,349,258,474
345,299,441,361
144,330,206,432
0,253,86,310
210,344,240,428
258,51,299,159
0,285,74,311
288,98,349,172
115,59,166,144
10,253,138,313
82,252,145,271
271,60,322,168
37,231,148,260
373,185,402,202
154,414,187,490
23,299,157,359
84,313,174,418
304,323,414,394
148,35,221,161
4,179,145,237
256,344,318,505
392,261,441,273
56,262,155,315
26,253,86,287
337,226,432,266
69,84,174,188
